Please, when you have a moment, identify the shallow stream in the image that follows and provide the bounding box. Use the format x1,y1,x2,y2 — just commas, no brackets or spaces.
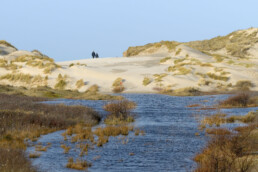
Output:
26,94,258,172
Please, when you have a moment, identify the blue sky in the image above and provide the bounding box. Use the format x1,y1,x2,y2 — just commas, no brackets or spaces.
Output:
1,0,258,61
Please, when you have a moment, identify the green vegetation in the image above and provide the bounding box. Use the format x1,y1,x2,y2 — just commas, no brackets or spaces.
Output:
0,84,121,100
12,55,60,74
0,73,46,85
123,41,180,57
174,57,186,64
142,77,152,86
207,72,229,81
76,79,85,89
31,49,44,56
14,55,54,63
54,74,67,90
0,59,19,70
112,77,125,93
176,66,191,75
152,73,168,88
167,65,191,75
124,28,258,58
175,48,182,55
186,28,258,58
160,56,171,63
212,54,228,62
0,40,17,50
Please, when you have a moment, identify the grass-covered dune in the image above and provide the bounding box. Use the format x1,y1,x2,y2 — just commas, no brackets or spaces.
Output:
0,84,122,100
1,28,258,95
123,27,258,58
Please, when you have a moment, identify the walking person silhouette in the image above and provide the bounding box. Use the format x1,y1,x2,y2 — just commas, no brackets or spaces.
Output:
92,51,95,59
95,53,99,58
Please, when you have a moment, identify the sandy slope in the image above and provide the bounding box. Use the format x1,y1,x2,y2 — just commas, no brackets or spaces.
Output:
0,42,258,93
56,46,258,93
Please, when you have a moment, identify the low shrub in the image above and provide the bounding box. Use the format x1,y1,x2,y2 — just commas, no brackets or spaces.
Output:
112,77,125,93
194,126,256,172
235,80,253,91
220,93,254,107
103,100,136,125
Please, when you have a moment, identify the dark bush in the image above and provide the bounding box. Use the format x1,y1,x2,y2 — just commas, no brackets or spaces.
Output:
220,93,253,107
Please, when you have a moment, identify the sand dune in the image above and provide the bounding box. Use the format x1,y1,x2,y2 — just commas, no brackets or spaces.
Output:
0,28,258,93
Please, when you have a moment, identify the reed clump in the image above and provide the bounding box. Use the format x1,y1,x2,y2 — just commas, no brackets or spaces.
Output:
61,144,71,154
194,121,257,172
103,100,136,125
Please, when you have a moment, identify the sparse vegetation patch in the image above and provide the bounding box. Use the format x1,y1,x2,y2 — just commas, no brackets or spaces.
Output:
142,77,152,86
112,77,125,93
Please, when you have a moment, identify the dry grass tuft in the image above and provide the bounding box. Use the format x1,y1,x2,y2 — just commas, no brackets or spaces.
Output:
76,79,85,89
66,157,92,170
61,144,71,154
29,152,41,158
160,57,171,63
142,77,152,86
207,72,229,81
54,74,67,90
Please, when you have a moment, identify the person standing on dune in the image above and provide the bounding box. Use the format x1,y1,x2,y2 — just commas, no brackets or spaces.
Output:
92,51,95,59
96,53,99,58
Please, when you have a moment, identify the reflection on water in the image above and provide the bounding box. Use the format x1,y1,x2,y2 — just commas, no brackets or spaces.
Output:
27,94,258,172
